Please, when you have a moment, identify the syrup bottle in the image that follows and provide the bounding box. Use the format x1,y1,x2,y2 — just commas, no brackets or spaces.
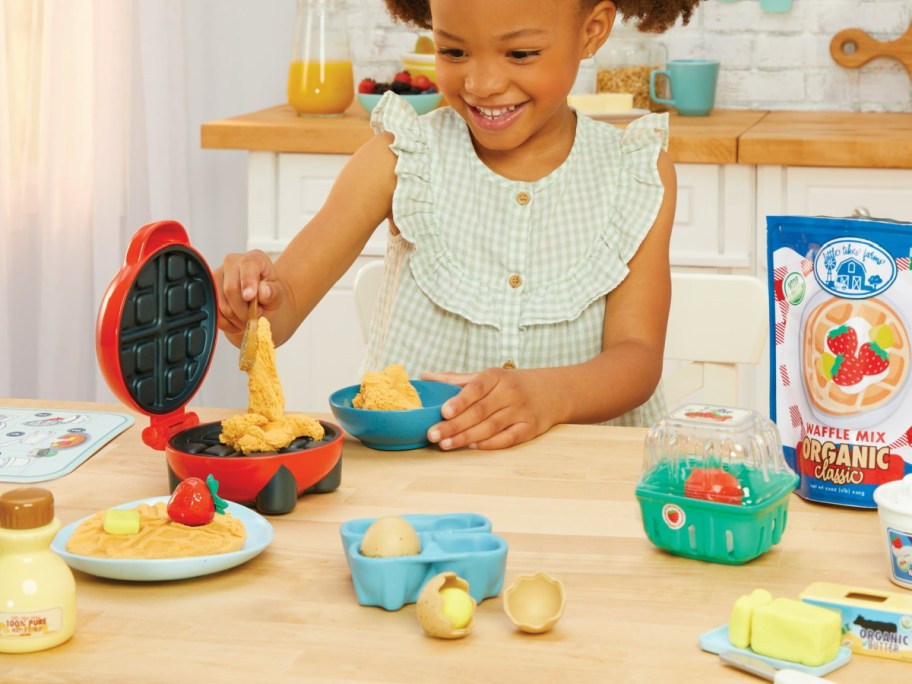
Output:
0,487,76,653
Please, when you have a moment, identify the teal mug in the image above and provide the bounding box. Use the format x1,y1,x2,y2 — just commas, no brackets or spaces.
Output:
649,59,720,117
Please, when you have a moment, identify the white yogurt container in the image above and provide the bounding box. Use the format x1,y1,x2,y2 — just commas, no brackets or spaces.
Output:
873,475,912,589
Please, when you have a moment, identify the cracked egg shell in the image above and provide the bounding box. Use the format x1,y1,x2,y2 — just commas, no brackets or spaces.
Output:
416,572,476,639
359,515,421,557
503,572,565,634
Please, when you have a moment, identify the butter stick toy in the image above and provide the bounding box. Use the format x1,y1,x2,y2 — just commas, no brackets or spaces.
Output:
800,581,912,662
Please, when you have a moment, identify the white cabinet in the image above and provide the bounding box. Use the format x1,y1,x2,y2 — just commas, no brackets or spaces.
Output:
755,166,912,276
671,163,755,272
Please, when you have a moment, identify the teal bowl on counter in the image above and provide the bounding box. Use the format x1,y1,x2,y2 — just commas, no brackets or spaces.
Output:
357,92,441,116
328,380,460,450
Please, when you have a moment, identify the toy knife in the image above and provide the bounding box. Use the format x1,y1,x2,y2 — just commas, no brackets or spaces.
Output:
720,651,835,684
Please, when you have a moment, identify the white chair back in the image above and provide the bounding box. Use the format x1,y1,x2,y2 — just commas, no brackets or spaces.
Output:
663,272,768,408
353,260,385,343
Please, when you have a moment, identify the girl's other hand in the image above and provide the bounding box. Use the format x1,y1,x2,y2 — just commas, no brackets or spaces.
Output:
423,368,563,450
213,250,281,338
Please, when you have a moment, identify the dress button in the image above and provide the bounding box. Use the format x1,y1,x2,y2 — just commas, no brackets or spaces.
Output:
516,191,531,206
508,274,523,288
502,360,516,369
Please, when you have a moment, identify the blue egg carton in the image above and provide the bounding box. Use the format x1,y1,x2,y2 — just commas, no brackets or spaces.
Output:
340,513,508,611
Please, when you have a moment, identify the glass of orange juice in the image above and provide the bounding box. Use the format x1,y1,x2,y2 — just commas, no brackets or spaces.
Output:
288,0,353,117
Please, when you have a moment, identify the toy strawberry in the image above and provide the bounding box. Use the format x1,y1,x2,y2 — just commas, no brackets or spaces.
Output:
167,474,229,526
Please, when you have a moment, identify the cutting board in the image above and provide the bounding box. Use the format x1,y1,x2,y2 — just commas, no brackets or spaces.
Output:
830,23,912,79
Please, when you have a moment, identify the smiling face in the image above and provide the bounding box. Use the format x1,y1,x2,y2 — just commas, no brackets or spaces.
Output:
429,0,614,175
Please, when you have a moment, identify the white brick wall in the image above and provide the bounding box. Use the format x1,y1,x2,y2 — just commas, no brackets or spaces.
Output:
346,0,911,112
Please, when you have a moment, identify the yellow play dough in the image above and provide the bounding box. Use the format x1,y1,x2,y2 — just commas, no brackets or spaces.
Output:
102,509,141,536
750,598,841,667
729,588,773,648
220,317,324,453
352,364,422,411
68,502,245,559
440,588,475,629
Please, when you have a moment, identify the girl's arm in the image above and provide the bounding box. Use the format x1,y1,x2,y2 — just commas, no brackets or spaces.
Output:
425,149,677,449
215,132,397,347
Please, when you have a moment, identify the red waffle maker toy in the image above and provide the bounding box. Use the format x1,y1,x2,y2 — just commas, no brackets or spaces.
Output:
96,220,343,515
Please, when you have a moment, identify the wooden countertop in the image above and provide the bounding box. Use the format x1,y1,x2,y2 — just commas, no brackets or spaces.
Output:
1,397,907,682
738,110,912,169
201,104,912,168
200,104,766,165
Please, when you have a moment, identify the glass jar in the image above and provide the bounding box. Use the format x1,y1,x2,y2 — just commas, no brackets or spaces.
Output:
287,0,354,117
595,23,667,111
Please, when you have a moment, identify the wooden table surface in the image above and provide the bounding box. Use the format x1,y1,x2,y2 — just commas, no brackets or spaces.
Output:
1,397,908,683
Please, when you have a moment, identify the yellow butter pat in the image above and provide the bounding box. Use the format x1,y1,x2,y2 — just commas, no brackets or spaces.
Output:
567,93,634,114
103,508,141,535
729,588,773,649
750,598,841,667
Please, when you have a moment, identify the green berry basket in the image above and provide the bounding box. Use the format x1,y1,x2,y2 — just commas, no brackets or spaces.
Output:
636,405,799,565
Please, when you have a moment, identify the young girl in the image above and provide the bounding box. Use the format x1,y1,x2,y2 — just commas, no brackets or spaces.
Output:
215,0,705,450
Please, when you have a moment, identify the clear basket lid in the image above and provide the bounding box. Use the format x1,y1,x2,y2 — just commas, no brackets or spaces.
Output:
641,405,796,505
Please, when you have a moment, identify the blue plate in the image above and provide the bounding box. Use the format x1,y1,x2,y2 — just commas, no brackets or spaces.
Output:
341,513,507,610
700,625,851,676
51,497,273,581
328,380,460,450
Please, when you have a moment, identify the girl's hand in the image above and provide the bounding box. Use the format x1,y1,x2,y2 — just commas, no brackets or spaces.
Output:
213,250,283,339
423,368,563,450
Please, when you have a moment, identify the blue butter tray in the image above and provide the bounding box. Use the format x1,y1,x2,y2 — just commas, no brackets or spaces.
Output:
340,513,508,611
700,625,851,677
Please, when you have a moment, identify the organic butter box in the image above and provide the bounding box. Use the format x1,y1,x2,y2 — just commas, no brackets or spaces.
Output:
800,581,912,662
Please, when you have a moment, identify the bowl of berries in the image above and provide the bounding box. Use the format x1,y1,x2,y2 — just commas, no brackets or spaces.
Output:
357,71,441,116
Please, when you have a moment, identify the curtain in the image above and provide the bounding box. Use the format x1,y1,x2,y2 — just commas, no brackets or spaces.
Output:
0,0,189,402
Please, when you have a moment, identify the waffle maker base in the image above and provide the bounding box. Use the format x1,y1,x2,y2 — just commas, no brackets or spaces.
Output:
165,420,343,515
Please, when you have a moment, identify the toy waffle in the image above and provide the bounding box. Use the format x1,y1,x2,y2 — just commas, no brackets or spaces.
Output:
636,405,798,565
340,513,508,611
96,220,343,514
802,295,908,417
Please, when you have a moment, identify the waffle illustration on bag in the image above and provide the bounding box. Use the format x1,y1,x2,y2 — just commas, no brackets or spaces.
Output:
803,296,909,417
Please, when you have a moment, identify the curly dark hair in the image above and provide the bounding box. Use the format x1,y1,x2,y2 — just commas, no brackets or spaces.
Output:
383,0,704,33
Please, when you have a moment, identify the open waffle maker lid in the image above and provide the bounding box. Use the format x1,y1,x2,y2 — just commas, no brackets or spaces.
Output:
96,221,218,450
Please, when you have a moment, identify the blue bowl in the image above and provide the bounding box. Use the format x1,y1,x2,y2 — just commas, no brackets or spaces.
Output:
328,380,460,450
357,92,441,116
340,513,508,611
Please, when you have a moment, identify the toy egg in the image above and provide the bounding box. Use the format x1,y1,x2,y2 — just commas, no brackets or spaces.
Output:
416,572,476,639
359,516,421,558
503,572,566,634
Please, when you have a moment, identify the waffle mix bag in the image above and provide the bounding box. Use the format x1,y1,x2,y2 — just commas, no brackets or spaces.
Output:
768,215,912,508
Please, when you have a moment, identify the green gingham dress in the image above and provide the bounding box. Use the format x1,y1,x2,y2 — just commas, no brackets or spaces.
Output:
364,92,668,427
